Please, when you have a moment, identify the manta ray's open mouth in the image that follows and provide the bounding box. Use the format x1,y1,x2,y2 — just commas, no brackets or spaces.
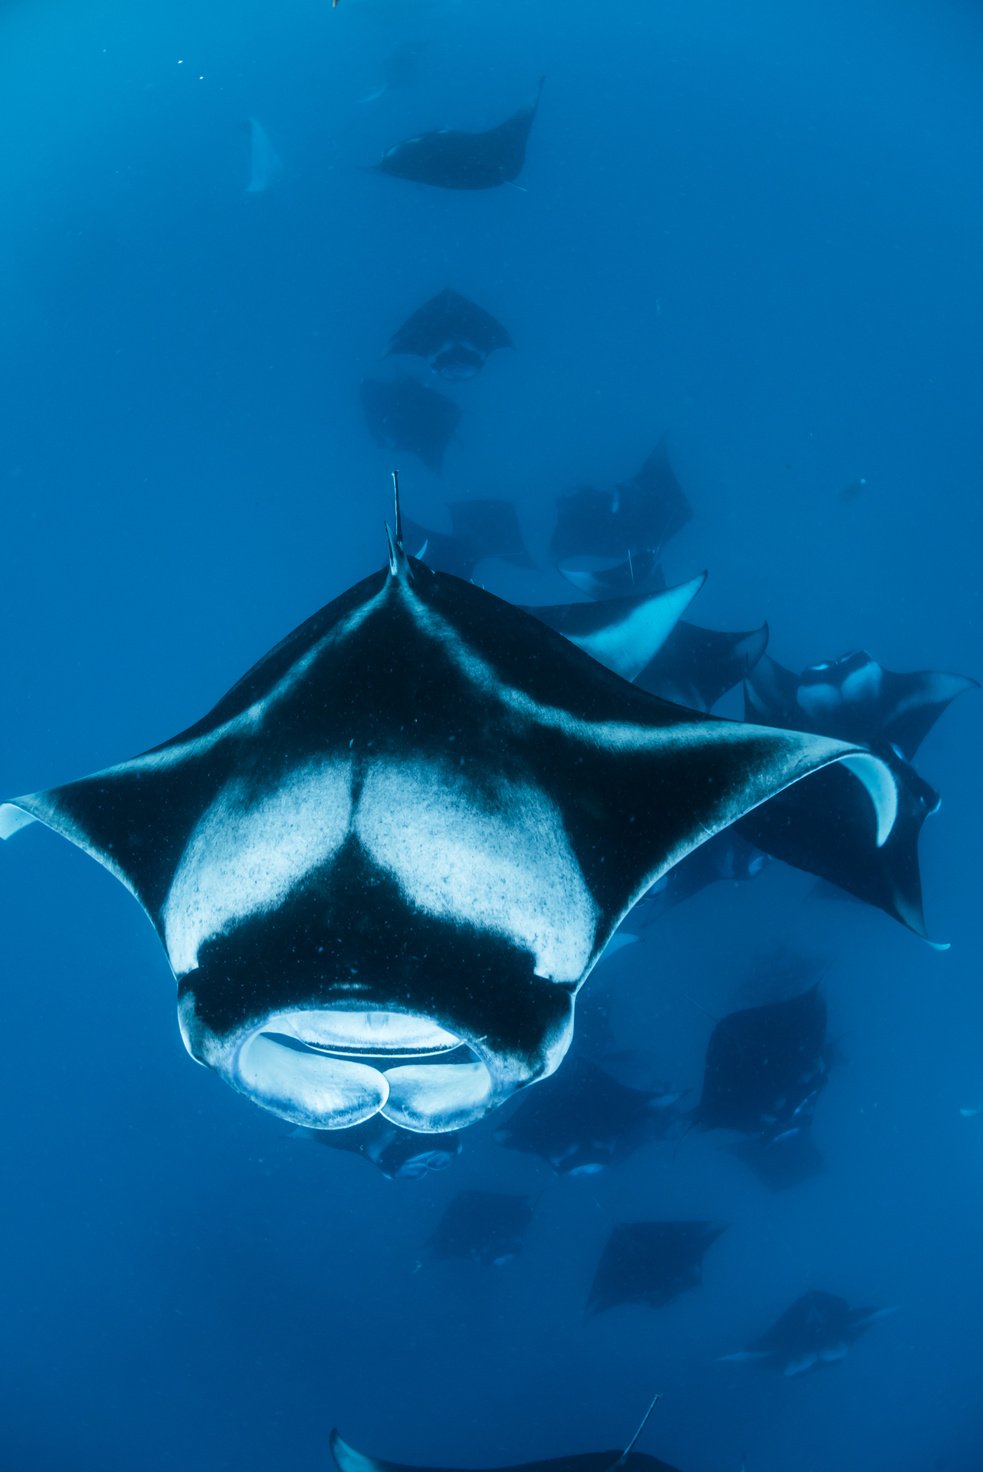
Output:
233,1009,497,1134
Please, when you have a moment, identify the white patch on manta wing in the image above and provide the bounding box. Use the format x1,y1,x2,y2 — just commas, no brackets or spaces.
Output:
163,758,354,975
841,658,882,706
570,572,706,682
355,759,598,984
839,753,897,847
783,1352,818,1377
398,585,899,904
0,803,37,840
330,1433,386,1472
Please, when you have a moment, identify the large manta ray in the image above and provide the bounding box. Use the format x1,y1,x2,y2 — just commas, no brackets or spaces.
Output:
374,79,544,189
0,482,899,1134
329,1400,681,1472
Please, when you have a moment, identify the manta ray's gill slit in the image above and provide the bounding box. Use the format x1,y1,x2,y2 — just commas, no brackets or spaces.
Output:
262,1007,467,1057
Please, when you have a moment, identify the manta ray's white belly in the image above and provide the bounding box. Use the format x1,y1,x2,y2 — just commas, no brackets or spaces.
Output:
163,755,598,985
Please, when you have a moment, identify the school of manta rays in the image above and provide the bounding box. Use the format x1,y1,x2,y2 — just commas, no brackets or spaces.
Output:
5,43,979,1472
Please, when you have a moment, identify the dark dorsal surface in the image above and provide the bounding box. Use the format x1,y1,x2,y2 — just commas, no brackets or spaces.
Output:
551,443,692,566
636,831,768,929
727,1130,824,1191
388,289,512,379
375,80,544,189
403,500,532,581
748,650,977,763
360,379,460,472
637,620,769,712
1,513,898,1134
737,722,938,940
695,985,828,1137
751,1290,854,1356
587,1221,726,1314
309,1114,461,1181
427,1189,533,1265
330,1434,683,1472
494,1058,678,1175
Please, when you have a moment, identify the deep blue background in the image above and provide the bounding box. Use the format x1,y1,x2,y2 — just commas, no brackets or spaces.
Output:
1,2,981,1469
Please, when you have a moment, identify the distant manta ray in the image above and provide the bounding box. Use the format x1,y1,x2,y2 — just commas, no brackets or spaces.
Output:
1,477,899,1134
375,79,544,189
244,117,282,194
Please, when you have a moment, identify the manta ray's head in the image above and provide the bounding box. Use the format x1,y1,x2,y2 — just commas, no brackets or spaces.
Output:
172,834,580,1134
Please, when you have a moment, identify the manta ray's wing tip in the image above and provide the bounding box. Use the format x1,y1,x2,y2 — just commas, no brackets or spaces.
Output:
0,802,37,840
837,752,897,847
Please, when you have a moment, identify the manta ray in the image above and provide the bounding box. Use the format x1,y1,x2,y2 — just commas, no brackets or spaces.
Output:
427,1189,533,1266
403,498,533,582
587,1221,726,1314
1,478,899,1134
719,1289,895,1377
329,1393,680,1472
374,80,544,190
387,289,512,380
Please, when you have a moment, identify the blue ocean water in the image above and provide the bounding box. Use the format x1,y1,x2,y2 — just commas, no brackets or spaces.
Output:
1,2,981,1469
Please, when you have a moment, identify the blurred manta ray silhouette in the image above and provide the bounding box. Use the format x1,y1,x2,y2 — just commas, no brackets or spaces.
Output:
1,477,899,1135
374,79,544,189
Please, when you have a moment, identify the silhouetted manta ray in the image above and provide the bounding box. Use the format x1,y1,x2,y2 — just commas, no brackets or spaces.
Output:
361,379,460,473
551,443,692,571
303,1113,461,1180
719,1289,894,1377
746,649,978,764
374,79,544,189
403,498,533,581
388,289,512,380
588,1221,726,1314
427,1189,533,1266
739,649,972,940
694,985,829,1140
0,478,898,1133
495,1058,681,1175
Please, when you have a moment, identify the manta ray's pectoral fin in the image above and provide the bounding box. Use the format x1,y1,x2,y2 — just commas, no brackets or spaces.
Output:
605,722,898,933
783,1353,818,1376
0,803,37,840
330,1433,406,1472
526,572,706,682
716,1350,770,1363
